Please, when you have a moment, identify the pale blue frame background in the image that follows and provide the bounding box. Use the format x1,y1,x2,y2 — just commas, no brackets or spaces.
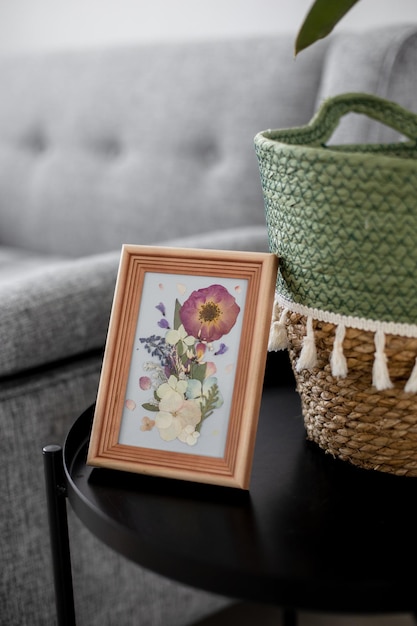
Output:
118,271,248,458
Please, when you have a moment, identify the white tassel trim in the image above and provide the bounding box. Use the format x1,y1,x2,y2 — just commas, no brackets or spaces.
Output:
275,292,417,340
372,329,393,391
270,293,417,394
330,323,348,378
268,307,289,351
296,316,317,371
405,357,417,393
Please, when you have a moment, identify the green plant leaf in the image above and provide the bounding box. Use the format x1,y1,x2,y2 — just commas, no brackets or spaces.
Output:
295,0,361,55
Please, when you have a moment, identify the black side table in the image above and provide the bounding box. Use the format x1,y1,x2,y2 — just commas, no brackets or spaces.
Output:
43,385,417,626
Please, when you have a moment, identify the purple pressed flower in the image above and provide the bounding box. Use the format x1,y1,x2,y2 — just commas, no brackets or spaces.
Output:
155,302,166,316
179,284,240,342
214,343,228,356
158,318,170,329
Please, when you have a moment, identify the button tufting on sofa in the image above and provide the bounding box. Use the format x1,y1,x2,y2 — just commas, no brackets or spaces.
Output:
189,138,221,166
23,127,49,153
92,136,123,159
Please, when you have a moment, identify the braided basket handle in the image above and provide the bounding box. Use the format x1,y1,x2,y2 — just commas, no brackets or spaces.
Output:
310,93,417,145
255,93,417,151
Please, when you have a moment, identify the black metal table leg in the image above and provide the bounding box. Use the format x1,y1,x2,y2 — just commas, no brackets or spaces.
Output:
43,444,76,626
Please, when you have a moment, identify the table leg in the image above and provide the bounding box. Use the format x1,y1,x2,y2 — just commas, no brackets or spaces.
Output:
43,444,76,626
282,607,297,626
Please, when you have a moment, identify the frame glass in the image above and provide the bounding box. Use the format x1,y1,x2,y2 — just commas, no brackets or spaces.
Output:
87,245,278,489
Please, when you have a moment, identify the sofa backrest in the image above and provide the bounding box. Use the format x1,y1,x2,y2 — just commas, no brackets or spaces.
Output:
0,35,327,257
0,24,416,259
316,24,417,144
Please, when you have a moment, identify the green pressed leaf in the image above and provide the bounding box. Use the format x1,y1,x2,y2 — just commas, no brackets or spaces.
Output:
189,361,207,383
295,0,361,55
200,384,220,423
173,298,182,330
142,402,159,412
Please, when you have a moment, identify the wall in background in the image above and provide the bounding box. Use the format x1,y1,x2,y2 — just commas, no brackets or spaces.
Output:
0,0,416,54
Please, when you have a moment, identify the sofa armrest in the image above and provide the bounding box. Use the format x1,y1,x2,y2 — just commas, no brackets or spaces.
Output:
0,226,269,377
0,251,120,377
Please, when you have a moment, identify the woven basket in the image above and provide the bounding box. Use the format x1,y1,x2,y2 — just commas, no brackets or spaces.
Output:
254,93,417,477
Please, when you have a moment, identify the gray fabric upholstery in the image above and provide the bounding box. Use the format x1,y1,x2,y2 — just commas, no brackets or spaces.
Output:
0,252,118,376
0,226,269,378
1,25,417,626
0,246,65,283
0,37,327,258
316,24,417,143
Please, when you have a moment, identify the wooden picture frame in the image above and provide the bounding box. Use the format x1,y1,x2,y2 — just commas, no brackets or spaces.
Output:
87,245,278,489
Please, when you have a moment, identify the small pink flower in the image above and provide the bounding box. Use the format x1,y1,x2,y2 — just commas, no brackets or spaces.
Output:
180,284,240,342
139,376,152,390
205,361,217,377
140,416,155,431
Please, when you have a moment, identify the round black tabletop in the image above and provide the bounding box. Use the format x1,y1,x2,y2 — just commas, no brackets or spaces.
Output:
64,382,417,615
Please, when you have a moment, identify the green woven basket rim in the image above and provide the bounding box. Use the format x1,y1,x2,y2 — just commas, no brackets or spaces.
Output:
255,92,417,149
254,135,417,167
255,92,417,325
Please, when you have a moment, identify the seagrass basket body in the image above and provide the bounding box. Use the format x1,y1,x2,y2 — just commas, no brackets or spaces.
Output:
254,93,417,477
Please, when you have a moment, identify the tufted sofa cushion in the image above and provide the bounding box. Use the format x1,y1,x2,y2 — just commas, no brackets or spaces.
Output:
0,36,327,257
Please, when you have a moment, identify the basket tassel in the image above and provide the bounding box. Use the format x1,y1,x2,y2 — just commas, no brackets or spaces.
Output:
404,357,417,393
296,316,317,371
330,323,348,378
372,329,393,391
268,307,289,351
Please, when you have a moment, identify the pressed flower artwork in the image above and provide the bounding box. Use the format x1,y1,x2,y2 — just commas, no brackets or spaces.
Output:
118,273,247,458
88,245,278,488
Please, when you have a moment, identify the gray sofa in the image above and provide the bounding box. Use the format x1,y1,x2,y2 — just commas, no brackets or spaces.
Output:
1,24,417,626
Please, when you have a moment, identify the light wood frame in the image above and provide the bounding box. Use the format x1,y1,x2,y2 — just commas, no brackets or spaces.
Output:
87,245,278,489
